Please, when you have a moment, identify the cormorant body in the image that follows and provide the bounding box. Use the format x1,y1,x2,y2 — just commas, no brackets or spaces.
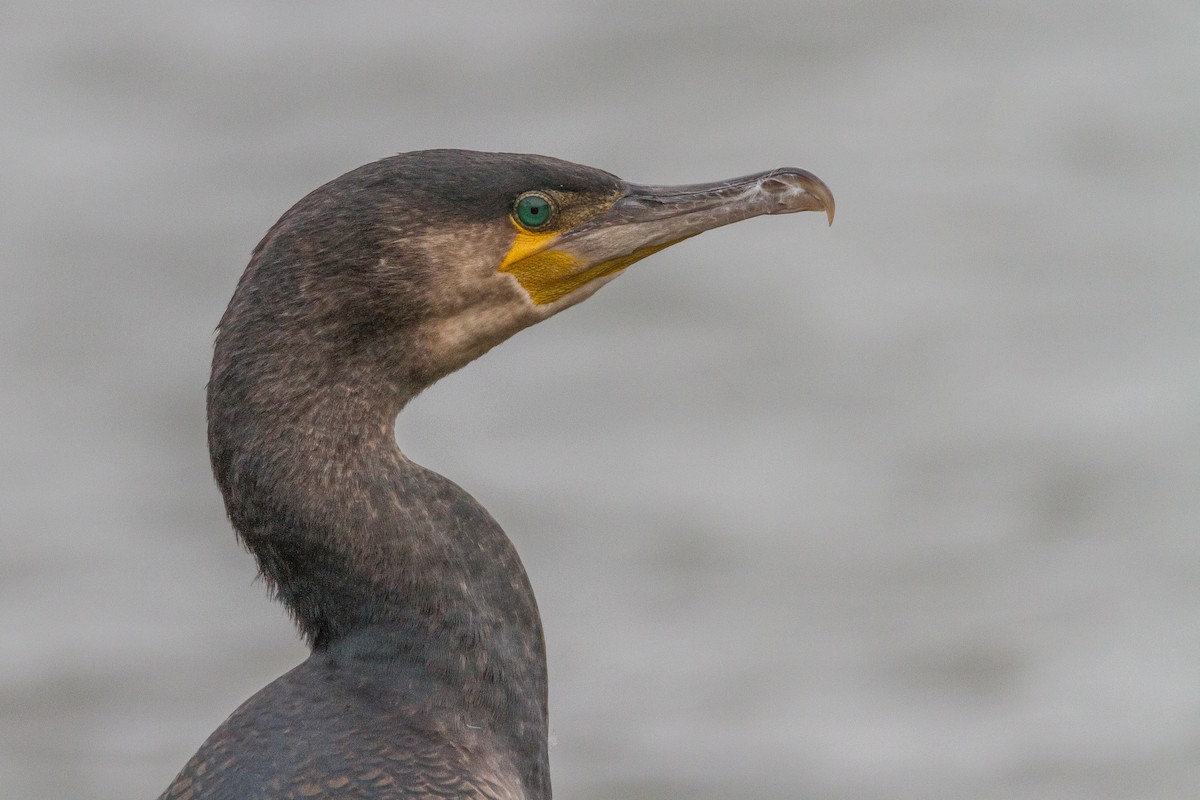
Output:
159,149,832,799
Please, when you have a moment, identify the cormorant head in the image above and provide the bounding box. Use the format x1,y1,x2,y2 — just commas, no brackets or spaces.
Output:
221,149,833,408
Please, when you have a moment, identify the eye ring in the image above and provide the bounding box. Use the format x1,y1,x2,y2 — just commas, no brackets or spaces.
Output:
513,192,557,230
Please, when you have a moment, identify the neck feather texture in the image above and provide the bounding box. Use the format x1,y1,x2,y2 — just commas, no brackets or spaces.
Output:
206,317,550,797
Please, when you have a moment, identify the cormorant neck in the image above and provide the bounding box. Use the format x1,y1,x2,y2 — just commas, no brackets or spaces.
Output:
207,332,551,798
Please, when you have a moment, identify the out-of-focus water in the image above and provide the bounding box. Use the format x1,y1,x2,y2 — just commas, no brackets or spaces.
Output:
2,2,1197,798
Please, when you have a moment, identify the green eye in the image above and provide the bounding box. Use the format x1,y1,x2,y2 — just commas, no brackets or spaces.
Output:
514,192,555,229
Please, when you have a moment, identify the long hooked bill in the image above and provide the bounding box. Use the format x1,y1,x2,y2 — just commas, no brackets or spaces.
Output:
504,167,834,305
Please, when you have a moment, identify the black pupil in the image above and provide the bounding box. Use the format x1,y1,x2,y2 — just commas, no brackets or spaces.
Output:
519,195,551,227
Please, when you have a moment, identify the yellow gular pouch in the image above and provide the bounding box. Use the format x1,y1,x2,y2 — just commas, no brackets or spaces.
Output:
499,227,676,306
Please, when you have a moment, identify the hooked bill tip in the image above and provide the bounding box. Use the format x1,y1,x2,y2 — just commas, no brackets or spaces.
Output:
761,168,834,226
800,170,835,226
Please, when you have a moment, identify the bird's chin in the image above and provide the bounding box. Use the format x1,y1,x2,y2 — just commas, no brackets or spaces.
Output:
525,266,626,315
499,240,678,308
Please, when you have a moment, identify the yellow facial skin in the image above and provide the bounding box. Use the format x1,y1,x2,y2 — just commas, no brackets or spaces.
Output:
497,230,574,305
499,227,674,306
496,184,675,306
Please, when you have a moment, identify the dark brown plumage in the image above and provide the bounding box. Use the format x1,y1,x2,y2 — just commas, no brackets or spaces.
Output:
159,149,832,799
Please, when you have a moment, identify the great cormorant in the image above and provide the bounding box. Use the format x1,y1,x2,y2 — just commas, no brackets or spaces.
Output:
159,149,833,800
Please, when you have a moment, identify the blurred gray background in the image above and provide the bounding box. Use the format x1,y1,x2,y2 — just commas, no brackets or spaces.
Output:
2,2,1197,798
